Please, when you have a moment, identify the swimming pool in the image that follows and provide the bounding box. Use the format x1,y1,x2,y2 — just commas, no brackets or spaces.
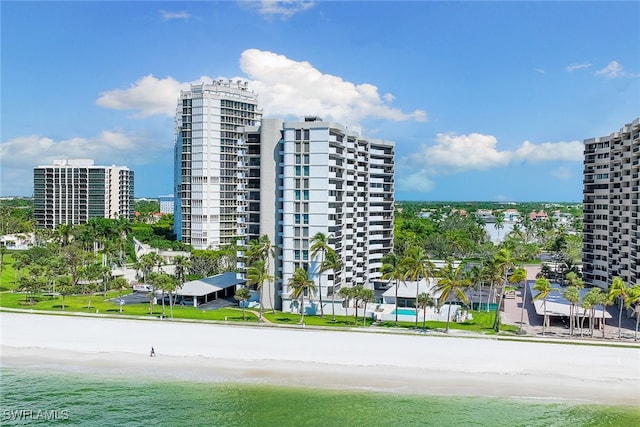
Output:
392,308,417,316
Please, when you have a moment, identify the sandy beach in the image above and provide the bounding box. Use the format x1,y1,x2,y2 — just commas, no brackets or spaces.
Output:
1,312,639,405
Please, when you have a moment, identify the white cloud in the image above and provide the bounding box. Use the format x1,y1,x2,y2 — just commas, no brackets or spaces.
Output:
96,49,427,124
595,61,625,78
160,10,190,21
0,130,169,196
242,1,315,19
96,74,213,117
397,133,583,194
240,49,427,123
565,63,592,73
403,133,583,174
535,68,545,74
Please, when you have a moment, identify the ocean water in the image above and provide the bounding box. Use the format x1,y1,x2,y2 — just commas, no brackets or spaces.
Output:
1,368,638,427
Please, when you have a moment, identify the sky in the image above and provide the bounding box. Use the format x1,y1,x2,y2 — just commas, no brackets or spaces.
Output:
1,1,639,202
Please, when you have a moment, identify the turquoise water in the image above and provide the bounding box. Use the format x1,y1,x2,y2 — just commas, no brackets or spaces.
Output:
1,368,638,426
392,308,416,316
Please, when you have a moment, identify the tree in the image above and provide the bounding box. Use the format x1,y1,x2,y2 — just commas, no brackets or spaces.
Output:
594,288,611,339
310,232,331,318
381,251,406,326
494,214,505,241
322,248,343,322
246,235,277,313
492,248,517,331
338,286,353,325
147,272,174,318
416,292,436,330
110,277,129,313
288,268,316,325
508,267,527,333
608,277,629,340
359,287,375,327
234,286,251,321
580,293,594,338
56,276,76,310
173,255,191,286
533,277,556,336
246,259,274,321
402,246,436,328
625,286,640,341
434,262,470,333
563,286,581,337
351,284,365,326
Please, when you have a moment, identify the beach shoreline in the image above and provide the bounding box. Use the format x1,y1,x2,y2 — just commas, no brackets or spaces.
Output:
2,312,639,406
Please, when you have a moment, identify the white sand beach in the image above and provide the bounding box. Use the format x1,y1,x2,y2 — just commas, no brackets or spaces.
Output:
1,312,639,405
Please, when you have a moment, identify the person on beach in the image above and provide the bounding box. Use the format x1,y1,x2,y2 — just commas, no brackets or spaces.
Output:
150,346,156,357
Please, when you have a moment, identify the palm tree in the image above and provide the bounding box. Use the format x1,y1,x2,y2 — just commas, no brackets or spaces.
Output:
147,272,172,318
416,292,436,330
508,267,528,333
434,262,470,333
533,277,556,336
492,248,517,331
359,287,375,326
351,284,364,326
322,249,343,322
402,246,435,328
580,293,595,338
173,255,190,286
494,214,505,241
563,286,581,337
246,259,274,321
247,235,277,313
625,285,640,341
234,286,251,321
608,277,629,340
381,251,406,326
338,286,353,325
310,232,331,318
288,268,316,325
594,289,611,339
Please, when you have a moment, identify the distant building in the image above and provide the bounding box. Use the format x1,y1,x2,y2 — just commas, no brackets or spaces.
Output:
475,209,496,223
34,159,134,228
582,118,639,289
158,194,174,214
528,210,549,222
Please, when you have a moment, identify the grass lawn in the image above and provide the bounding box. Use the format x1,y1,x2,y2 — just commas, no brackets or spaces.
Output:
0,252,18,291
0,291,260,323
377,310,519,334
264,311,374,327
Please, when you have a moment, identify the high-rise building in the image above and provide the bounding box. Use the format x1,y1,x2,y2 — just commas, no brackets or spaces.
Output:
158,194,174,214
173,81,395,310
34,159,134,228
173,80,261,250
582,118,639,288
240,117,395,311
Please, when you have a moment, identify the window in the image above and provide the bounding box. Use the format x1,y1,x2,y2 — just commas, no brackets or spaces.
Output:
295,190,301,200
303,190,309,200
295,214,301,224
295,129,302,140
303,166,309,176
295,250,301,261
303,129,309,140
295,166,301,176
303,214,309,224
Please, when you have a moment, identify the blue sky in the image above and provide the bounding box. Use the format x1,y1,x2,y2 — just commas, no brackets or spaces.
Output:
1,1,639,201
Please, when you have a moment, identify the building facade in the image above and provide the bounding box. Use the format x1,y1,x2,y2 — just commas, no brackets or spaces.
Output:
158,194,175,214
582,118,639,288
173,80,261,250
34,159,134,228
241,117,395,311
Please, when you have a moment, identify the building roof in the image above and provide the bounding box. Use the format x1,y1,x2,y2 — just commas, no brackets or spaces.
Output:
528,282,612,319
382,278,442,300
177,272,244,297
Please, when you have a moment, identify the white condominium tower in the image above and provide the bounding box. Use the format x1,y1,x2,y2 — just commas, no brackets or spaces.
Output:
242,117,395,311
582,118,639,289
174,80,261,249
33,159,134,228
